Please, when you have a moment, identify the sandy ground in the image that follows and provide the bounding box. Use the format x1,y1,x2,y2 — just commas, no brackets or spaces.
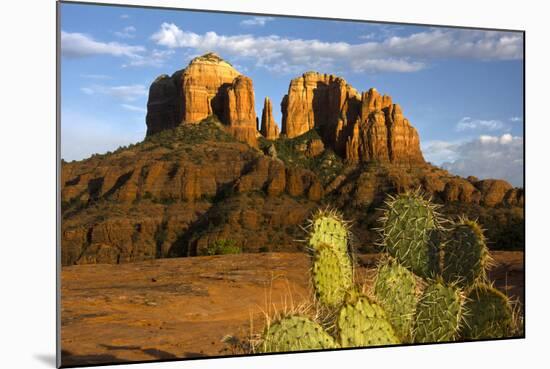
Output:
60,251,524,366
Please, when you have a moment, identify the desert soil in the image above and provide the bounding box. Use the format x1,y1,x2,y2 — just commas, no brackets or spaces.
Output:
60,251,524,366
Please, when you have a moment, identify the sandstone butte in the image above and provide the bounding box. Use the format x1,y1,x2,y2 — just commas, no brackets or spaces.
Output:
146,52,258,147
60,52,524,266
281,72,424,164
147,58,424,164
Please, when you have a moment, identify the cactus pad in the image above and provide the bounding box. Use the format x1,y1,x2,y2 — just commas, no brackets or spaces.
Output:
461,283,514,340
442,219,491,288
261,315,338,353
312,243,353,308
381,192,441,278
308,209,350,257
337,294,400,348
413,281,463,343
374,259,418,341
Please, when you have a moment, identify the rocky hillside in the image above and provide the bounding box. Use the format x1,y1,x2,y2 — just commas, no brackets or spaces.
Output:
61,53,524,266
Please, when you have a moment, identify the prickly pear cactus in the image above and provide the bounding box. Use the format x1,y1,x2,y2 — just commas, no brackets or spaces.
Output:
413,280,463,343
312,243,353,308
261,315,338,353
374,259,418,342
442,218,492,288
461,283,514,340
381,191,441,278
337,292,400,348
308,209,350,258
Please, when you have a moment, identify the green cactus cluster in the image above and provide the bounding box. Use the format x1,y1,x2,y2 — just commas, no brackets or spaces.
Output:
258,193,520,354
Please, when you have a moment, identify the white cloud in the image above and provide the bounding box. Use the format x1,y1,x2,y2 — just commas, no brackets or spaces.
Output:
80,74,112,80
456,117,507,132
424,134,523,186
114,26,136,39
121,103,147,113
122,49,175,68
422,140,461,163
151,23,523,74
240,17,274,27
120,14,130,19
80,84,147,102
61,31,145,58
351,58,425,73
509,116,522,122
62,30,173,68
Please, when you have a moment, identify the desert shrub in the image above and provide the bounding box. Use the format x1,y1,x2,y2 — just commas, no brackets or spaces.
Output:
203,239,242,256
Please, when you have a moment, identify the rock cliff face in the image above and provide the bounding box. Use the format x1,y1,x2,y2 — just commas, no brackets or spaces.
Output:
223,75,258,147
280,72,424,164
181,53,241,124
146,53,257,146
260,97,280,140
65,53,523,265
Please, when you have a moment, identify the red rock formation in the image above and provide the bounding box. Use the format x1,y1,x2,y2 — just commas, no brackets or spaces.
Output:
260,97,280,140
224,75,258,147
181,53,240,123
146,53,258,147
145,72,184,136
281,72,360,139
281,74,424,164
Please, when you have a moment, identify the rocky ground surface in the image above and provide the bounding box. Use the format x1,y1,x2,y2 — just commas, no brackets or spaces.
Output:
60,251,524,366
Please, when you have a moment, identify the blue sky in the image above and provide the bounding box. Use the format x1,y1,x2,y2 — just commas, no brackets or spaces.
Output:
60,2,524,186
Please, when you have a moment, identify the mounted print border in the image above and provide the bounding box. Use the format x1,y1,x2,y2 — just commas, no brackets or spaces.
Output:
57,1,525,367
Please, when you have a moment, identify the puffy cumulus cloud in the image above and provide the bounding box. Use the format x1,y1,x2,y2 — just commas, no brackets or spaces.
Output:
456,117,508,132
61,31,145,58
80,84,147,102
151,23,523,74
422,140,461,163
424,134,523,187
240,17,274,27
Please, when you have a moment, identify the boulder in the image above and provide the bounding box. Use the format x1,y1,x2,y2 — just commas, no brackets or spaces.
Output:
475,179,513,207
